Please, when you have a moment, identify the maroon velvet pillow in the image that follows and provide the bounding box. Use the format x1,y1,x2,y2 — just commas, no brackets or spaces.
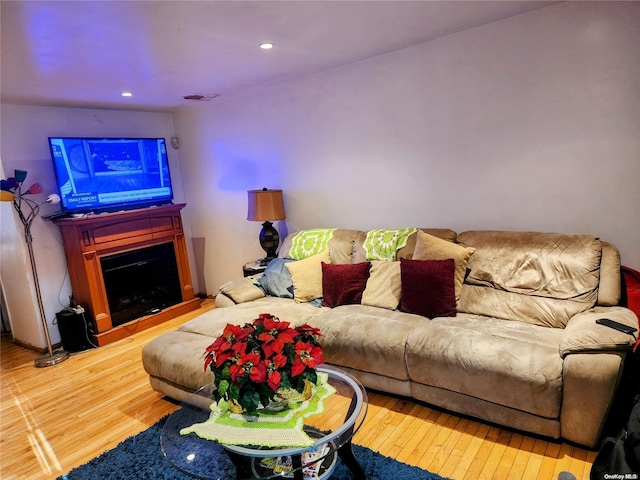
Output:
400,258,456,318
321,261,371,308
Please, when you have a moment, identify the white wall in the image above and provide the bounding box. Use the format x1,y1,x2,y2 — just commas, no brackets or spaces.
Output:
2,3,637,338
175,2,640,293
0,104,190,350
0,157,42,347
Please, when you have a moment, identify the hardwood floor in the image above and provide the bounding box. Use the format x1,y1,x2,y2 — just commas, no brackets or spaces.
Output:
1,300,597,480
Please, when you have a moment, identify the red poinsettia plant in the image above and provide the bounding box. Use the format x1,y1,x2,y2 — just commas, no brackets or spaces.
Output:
204,313,323,414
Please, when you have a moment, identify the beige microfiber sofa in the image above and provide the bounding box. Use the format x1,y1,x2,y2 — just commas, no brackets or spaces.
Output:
142,228,639,448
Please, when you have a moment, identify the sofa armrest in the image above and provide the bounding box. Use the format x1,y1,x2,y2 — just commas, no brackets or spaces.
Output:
215,277,265,308
560,306,638,357
561,351,625,447
215,292,236,308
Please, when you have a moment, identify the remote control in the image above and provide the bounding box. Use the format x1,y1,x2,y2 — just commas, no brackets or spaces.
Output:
595,318,637,335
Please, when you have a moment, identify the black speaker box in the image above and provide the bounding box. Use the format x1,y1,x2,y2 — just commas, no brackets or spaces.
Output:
56,309,94,353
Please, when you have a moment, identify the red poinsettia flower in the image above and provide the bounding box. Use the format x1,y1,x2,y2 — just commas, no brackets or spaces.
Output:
204,314,323,414
258,317,299,358
265,352,288,390
295,324,323,339
291,341,323,377
230,351,267,384
267,370,281,392
209,323,253,356
204,323,252,371
214,342,246,368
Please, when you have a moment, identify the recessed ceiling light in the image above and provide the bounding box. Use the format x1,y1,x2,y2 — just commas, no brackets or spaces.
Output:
259,43,274,50
121,92,133,97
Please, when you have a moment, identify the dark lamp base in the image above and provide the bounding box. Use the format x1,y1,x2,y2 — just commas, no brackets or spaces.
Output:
259,221,280,260
258,256,275,267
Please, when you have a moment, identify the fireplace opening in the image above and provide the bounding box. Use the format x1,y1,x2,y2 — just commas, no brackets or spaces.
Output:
100,242,182,327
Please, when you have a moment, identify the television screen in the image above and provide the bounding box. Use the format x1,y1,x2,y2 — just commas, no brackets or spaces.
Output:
48,137,173,214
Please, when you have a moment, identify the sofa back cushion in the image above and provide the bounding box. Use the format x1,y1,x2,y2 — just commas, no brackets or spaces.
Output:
457,231,602,328
352,228,457,263
279,229,362,264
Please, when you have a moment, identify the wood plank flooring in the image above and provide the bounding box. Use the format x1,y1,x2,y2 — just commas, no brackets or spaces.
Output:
1,300,597,479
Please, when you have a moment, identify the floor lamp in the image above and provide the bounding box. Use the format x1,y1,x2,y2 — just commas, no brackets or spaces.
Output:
1,170,69,367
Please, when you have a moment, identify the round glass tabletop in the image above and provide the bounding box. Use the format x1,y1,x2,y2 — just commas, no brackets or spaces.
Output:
161,365,368,480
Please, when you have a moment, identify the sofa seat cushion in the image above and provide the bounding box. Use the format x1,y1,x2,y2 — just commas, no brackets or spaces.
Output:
308,305,426,381
179,297,326,337
406,314,564,419
144,298,328,393
142,330,216,392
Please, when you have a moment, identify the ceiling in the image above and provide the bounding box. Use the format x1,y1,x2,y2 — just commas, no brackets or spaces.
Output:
1,1,559,112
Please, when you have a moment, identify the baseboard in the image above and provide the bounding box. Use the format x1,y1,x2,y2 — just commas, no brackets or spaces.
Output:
10,336,63,354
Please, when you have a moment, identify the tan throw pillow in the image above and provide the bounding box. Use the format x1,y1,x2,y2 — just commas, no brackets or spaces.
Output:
285,250,330,303
219,278,266,304
361,261,402,310
413,230,475,300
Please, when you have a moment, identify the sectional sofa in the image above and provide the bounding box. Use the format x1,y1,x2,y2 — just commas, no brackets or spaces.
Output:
142,228,638,448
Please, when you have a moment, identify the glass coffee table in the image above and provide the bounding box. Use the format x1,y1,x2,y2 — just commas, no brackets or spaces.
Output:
161,365,368,480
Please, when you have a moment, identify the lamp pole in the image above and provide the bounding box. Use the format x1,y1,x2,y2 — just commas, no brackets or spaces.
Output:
9,171,69,367
21,206,69,367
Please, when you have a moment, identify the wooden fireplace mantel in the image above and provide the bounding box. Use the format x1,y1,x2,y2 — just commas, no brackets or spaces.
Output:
54,203,200,346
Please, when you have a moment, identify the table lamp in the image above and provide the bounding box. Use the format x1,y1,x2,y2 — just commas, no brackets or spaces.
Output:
247,188,286,265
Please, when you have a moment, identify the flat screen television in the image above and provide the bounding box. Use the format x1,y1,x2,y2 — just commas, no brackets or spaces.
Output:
48,137,174,215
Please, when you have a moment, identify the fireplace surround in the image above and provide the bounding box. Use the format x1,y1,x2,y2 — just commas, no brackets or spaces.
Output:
101,242,183,327
54,204,199,346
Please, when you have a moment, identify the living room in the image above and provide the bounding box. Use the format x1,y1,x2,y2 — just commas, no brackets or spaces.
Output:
1,1,639,479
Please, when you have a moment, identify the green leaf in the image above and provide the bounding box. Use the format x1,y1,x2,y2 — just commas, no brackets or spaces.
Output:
241,390,261,414
228,382,240,401
217,379,229,398
279,371,292,389
304,370,318,386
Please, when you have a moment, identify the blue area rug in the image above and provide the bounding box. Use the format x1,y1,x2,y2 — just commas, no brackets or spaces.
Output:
57,415,450,480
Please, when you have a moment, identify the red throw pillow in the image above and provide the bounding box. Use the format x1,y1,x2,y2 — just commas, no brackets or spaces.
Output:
400,258,456,318
321,261,371,308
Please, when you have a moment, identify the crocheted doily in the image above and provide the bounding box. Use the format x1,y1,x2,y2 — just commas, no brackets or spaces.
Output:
180,372,337,447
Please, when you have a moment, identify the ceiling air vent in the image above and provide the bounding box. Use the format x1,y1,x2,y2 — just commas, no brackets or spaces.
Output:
183,94,220,101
